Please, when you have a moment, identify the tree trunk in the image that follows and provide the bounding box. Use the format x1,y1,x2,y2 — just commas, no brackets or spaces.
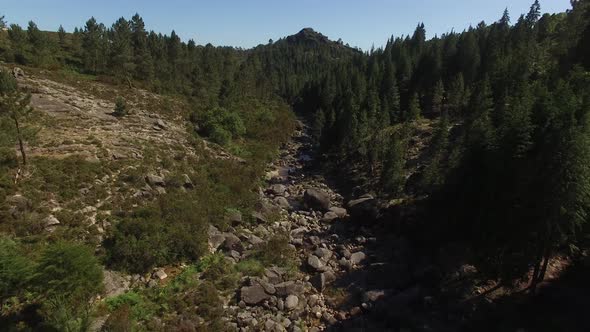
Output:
530,254,542,294
13,116,26,165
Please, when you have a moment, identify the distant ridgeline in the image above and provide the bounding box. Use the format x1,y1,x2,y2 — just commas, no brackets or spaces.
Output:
1,0,590,306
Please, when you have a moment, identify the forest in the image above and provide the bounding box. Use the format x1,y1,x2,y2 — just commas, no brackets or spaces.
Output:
1,0,590,330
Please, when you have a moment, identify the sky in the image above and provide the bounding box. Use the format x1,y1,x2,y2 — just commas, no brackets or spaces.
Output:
3,0,572,50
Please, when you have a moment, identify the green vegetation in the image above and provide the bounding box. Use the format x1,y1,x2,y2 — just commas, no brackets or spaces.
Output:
0,0,589,329
0,237,103,330
113,96,127,117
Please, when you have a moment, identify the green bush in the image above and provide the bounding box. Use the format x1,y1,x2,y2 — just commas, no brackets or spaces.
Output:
32,241,104,304
0,147,17,167
0,69,17,94
106,291,154,322
0,236,34,301
235,259,265,276
106,193,208,273
196,106,246,145
113,97,127,117
105,218,168,273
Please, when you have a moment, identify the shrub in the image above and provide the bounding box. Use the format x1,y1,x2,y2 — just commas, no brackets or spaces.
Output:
105,218,168,273
196,107,245,145
235,259,265,276
106,193,208,273
0,237,34,301
113,97,127,117
0,147,17,167
32,241,104,304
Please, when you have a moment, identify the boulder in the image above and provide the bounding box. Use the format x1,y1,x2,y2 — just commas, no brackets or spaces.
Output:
153,269,167,280
240,285,271,305
251,211,268,223
321,211,339,222
154,119,168,130
274,196,291,210
314,248,333,260
225,210,243,225
285,295,299,310
268,184,286,196
248,234,264,245
264,267,284,284
290,227,307,238
208,234,226,252
252,278,276,294
103,270,130,297
43,215,60,227
307,255,327,272
362,289,387,303
350,252,367,265
222,233,244,252
347,197,379,221
329,206,348,218
145,174,165,187
12,67,25,78
303,189,331,211
275,281,305,297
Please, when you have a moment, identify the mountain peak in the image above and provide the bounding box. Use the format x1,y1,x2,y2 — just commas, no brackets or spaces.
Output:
286,27,331,46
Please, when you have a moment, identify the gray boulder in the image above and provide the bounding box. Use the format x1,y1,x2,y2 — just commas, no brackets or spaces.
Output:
321,211,339,222
12,67,25,78
285,295,299,310
307,255,326,272
145,174,165,187
329,206,348,218
241,285,271,305
347,197,379,220
275,281,305,297
268,184,286,196
350,251,367,265
303,189,331,211
274,196,291,209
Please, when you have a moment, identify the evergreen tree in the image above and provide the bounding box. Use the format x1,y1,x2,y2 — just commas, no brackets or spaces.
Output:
58,25,67,47
130,13,153,81
380,127,408,196
8,24,29,64
431,79,445,115
109,17,134,81
82,17,104,73
27,21,47,65
407,92,421,120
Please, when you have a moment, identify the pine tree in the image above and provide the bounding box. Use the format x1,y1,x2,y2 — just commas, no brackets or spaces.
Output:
113,97,127,117
421,116,450,191
109,17,134,81
500,8,511,26
27,21,49,65
407,92,421,120
8,24,29,64
58,25,67,47
130,14,153,81
82,17,104,74
431,79,445,115
446,74,465,117
380,127,408,196
526,0,541,27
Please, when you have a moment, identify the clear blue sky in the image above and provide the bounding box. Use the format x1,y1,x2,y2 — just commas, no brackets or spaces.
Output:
3,0,572,50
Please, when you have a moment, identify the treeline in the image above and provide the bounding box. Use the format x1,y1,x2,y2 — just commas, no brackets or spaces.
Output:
274,1,590,286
